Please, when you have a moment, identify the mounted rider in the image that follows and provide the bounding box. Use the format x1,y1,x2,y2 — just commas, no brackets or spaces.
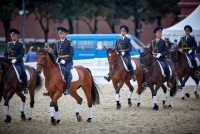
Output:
54,26,74,95
4,28,28,94
104,25,136,82
178,25,199,76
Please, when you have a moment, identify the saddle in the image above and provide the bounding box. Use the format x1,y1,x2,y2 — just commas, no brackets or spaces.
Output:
184,53,200,68
12,65,30,82
157,60,172,77
58,64,79,82
120,56,137,71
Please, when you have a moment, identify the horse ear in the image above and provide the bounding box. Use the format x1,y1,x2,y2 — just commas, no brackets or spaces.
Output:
104,46,108,50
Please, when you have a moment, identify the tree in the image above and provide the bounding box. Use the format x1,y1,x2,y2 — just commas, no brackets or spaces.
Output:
27,0,63,42
144,0,180,26
0,0,22,42
79,0,114,34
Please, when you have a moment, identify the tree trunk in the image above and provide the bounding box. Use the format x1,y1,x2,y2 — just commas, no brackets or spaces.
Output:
2,19,11,43
107,21,116,33
68,19,73,34
135,21,139,39
93,15,98,34
44,17,49,43
157,16,162,26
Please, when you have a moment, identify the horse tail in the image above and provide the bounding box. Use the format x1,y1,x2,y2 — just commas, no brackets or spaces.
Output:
34,68,43,90
171,76,178,97
85,68,100,105
0,79,3,102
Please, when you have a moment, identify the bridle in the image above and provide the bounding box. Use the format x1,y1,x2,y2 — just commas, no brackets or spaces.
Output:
36,52,48,70
170,50,181,68
107,51,117,71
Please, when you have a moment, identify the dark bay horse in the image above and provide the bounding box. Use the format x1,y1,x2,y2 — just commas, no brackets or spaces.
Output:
0,57,42,123
139,49,177,110
170,49,200,99
36,49,100,125
104,47,144,109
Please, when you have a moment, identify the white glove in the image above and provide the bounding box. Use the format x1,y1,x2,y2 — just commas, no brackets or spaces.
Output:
121,52,125,56
188,50,192,54
156,53,161,58
11,59,17,64
56,58,59,63
60,59,65,64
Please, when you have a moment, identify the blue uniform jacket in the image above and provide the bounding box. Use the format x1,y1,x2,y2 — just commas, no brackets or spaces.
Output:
150,39,169,60
115,36,132,56
4,40,25,63
178,35,197,54
54,39,74,63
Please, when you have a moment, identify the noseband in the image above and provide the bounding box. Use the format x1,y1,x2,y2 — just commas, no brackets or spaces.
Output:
37,53,47,69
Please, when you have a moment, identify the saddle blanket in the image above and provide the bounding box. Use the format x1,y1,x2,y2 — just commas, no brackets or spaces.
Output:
157,60,172,77
185,53,200,68
13,65,30,83
121,56,137,71
59,66,79,82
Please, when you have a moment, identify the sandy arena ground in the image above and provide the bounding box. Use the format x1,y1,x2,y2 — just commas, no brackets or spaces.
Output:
0,84,200,134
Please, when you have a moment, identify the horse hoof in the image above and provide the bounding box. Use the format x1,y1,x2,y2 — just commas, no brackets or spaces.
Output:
162,101,166,105
51,117,56,126
182,97,185,100
196,93,199,98
163,104,167,109
87,118,92,123
116,104,121,110
4,116,11,123
56,120,60,124
76,115,82,122
153,105,159,111
137,103,140,107
128,102,132,107
28,118,32,121
21,114,26,121
185,93,190,98
168,105,172,108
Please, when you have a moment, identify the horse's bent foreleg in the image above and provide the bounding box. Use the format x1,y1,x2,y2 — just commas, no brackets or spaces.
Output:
16,91,26,121
50,92,61,125
152,84,160,111
115,80,124,110
70,90,83,122
4,90,15,123
160,84,167,106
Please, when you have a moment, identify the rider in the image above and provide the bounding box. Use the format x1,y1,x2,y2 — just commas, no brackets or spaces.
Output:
4,28,28,94
178,25,199,76
104,25,136,82
54,26,74,95
150,26,171,87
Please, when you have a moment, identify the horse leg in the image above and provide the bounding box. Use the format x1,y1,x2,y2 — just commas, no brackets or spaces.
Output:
50,93,61,126
152,84,160,111
4,90,15,123
160,84,167,109
28,86,35,120
70,91,83,122
16,91,26,121
181,75,190,100
54,103,61,124
125,80,134,107
115,81,124,110
190,73,200,98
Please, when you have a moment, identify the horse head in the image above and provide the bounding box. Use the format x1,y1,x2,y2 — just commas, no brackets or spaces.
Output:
0,57,12,76
104,46,117,71
170,48,181,64
139,48,154,68
36,49,49,74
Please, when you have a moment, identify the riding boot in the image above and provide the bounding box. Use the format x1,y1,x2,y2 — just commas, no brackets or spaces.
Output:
166,73,171,88
23,74,28,94
64,76,71,95
142,74,147,88
130,67,136,81
194,63,200,77
104,73,110,82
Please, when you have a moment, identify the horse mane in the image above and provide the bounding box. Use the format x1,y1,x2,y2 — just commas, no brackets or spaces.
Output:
106,48,115,54
0,57,12,66
37,49,57,66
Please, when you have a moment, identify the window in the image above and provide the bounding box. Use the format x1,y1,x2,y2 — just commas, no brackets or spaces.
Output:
96,40,114,50
77,40,94,50
130,39,146,50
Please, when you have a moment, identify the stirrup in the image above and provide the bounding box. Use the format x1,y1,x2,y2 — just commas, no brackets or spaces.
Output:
64,89,70,95
104,76,110,82
132,75,136,81
195,70,200,77
142,82,147,88
167,82,172,88
24,88,28,94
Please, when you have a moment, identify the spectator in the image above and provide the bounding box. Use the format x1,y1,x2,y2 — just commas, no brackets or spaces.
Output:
171,39,178,50
196,41,200,54
37,46,41,52
26,46,37,62
44,42,54,54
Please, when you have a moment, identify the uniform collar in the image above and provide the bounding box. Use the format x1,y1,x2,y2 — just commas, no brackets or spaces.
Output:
121,36,126,39
60,39,65,42
13,40,18,44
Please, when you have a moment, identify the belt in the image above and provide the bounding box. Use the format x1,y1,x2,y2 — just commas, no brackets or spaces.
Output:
9,57,16,60
182,47,192,50
119,49,125,52
59,54,68,58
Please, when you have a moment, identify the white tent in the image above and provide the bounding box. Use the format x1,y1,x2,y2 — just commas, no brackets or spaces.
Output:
162,5,200,44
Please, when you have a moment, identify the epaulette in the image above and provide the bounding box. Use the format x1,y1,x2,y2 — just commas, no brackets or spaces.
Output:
7,41,12,44
18,41,23,43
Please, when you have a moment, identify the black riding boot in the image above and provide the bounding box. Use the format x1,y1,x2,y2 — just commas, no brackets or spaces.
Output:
64,76,71,95
104,73,110,82
130,67,136,81
194,63,200,77
23,74,28,94
166,73,171,88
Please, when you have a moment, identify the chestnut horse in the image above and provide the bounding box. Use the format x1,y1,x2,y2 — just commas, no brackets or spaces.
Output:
36,49,100,125
139,49,177,110
0,57,42,123
170,49,200,99
104,47,144,109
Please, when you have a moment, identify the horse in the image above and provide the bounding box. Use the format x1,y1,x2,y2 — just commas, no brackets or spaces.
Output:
104,46,144,109
170,49,200,99
36,49,100,125
0,57,42,123
139,49,177,110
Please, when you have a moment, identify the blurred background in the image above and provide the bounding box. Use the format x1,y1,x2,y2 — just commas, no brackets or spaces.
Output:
0,0,199,56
